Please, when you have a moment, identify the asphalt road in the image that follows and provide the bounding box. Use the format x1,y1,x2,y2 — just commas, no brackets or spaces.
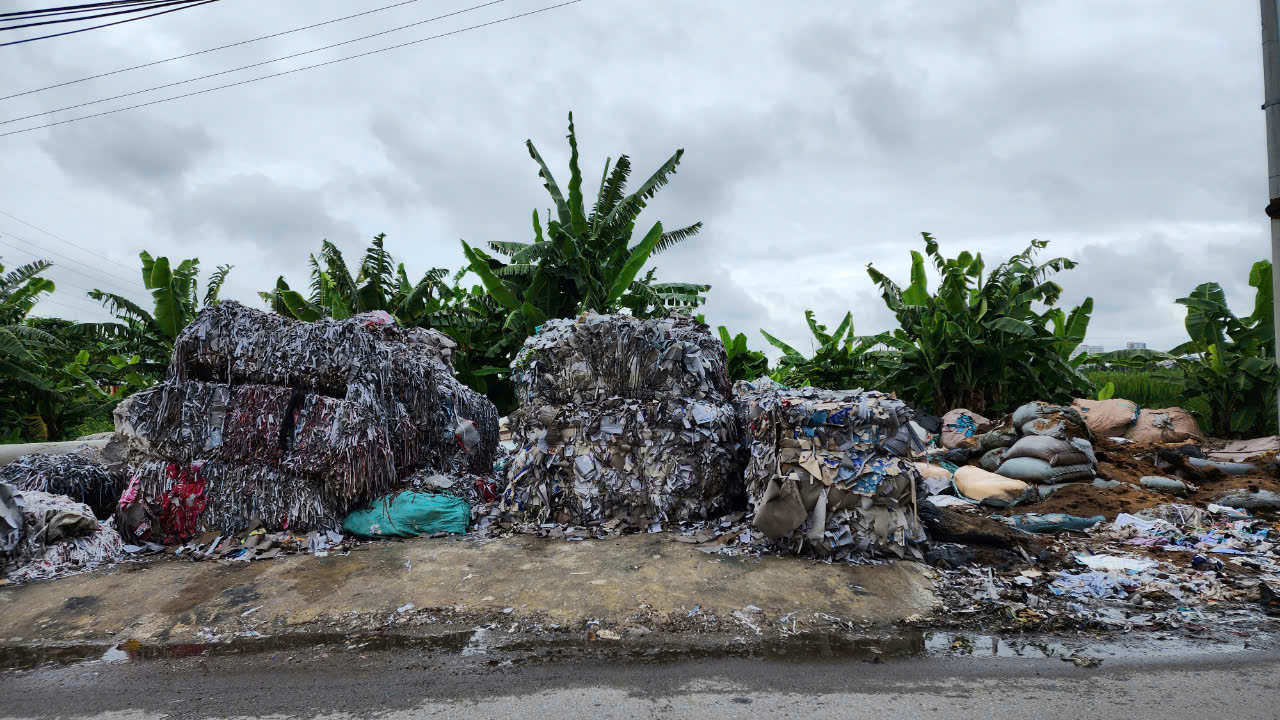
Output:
2,643,1277,719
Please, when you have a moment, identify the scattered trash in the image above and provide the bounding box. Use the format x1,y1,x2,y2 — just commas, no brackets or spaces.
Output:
0,453,122,519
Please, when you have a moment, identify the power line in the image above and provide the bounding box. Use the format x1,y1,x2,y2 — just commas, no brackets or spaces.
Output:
1,2,172,20
0,0,217,47
1,1,209,30
0,0,508,125
2,0,434,101
0,231,140,294
0,0,583,137
0,208,138,273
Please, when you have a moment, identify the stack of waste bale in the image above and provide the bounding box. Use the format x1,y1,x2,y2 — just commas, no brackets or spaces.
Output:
501,313,740,528
734,378,927,560
114,301,499,540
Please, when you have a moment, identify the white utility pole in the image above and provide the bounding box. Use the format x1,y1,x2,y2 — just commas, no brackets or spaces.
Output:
1260,0,1280,428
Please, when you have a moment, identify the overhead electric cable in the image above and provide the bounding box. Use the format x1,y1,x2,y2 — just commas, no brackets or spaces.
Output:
2,0,435,101
0,0,217,47
0,0,583,138
0,208,139,273
1,0,507,124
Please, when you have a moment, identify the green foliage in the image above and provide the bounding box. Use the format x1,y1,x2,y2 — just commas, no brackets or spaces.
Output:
459,112,709,348
717,326,769,382
762,310,889,389
866,234,1094,414
84,251,232,372
260,234,451,326
1095,381,1115,401
1096,260,1278,438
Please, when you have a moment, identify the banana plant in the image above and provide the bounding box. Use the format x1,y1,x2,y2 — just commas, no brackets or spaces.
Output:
717,326,769,382
460,112,709,345
760,310,889,389
866,234,1094,414
260,234,449,325
83,251,232,372
1098,260,1278,437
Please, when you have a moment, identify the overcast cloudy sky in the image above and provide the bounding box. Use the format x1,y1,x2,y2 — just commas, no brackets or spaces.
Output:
0,0,1269,356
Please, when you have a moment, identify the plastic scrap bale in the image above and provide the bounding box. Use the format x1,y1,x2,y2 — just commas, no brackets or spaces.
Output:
735,381,926,560
0,453,122,520
502,313,741,529
511,313,731,406
0,482,20,559
1071,398,1141,438
114,301,499,536
953,466,1031,505
4,490,123,583
503,397,741,527
342,490,469,538
940,409,989,449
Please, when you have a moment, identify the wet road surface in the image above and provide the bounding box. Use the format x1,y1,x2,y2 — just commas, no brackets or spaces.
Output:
1,633,1278,719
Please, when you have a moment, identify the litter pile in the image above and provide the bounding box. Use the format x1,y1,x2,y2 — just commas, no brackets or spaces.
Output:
112,301,499,541
501,314,741,528
1,484,123,583
0,452,121,519
733,378,926,560
924,500,1279,633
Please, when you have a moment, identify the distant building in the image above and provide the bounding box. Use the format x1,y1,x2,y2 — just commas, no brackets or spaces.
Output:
1126,341,1147,350
1071,344,1105,358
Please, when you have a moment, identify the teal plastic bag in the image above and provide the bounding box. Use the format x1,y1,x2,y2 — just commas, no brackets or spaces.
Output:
342,491,470,538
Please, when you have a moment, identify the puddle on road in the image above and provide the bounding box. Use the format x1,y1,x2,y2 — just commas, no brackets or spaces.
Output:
0,628,1255,672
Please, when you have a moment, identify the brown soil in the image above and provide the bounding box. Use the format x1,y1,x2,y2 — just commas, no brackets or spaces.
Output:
1024,482,1173,520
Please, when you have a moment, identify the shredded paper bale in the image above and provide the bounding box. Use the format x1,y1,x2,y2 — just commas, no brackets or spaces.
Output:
3,489,123,583
502,313,741,528
114,301,498,540
510,313,731,405
734,379,926,560
0,452,122,519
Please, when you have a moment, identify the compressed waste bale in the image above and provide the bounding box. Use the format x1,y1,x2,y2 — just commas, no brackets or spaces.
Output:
953,466,1031,505
1126,407,1202,444
736,382,926,559
995,456,1094,484
3,490,123,583
1071,398,1141,438
0,482,20,558
510,313,731,406
115,302,498,536
503,397,740,526
119,460,338,540
342,491,469,538
1004,435,1092,467
0,453,121,520
940,409,989,449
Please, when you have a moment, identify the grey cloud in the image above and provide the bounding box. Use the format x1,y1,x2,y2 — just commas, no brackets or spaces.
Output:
38,117,215,192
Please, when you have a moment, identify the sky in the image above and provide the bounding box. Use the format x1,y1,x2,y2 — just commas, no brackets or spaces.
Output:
0,0,1271,358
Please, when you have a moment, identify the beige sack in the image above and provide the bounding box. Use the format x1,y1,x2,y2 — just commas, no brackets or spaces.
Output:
941,409,990,449
1071,398,1139,438
1126,407,1203,444
953,465,1030,504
